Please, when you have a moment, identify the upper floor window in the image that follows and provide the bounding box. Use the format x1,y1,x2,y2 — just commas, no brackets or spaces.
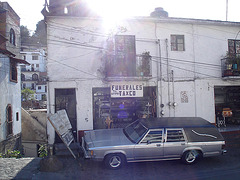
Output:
21,73,25,81
171,35,185,51
32,73,38,81
32,55,39,60
10,28,16,45
10,59,17,82
228,39,240,57
108,35,136,76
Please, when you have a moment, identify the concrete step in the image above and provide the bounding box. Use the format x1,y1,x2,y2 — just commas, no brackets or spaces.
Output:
54,142,83,157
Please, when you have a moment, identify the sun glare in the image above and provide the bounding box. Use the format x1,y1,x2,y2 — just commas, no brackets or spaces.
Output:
86,0,137,31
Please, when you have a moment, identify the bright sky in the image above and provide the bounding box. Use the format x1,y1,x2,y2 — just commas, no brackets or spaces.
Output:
3,0,240,33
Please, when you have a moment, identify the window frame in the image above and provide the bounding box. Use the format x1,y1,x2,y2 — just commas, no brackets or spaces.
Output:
140,129,163,144
32,73,38,81
10,28,15,46
10,59,18,83
113,35,136,76
171,35,185,51
32,55,39,60
228,39,240,57
6,104,13,137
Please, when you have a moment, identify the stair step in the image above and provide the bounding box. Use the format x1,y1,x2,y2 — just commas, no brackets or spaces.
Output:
54,143,83,157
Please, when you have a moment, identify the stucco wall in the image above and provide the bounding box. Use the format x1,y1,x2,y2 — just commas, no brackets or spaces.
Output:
46,16,240,143
0,55,22,141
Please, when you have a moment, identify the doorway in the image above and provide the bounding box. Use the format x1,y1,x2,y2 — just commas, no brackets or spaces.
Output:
55,88,77,143
214,86,240,126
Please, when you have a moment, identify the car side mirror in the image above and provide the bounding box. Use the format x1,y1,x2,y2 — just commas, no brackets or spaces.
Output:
147,140,151,144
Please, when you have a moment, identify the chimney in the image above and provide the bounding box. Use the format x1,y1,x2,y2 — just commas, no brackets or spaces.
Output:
150,7,168,18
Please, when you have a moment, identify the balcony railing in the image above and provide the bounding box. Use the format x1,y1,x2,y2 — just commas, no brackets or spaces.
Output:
102,54,152,79
221,58,240,77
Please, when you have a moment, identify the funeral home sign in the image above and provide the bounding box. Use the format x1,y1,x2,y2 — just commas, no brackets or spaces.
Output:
111,83,143,98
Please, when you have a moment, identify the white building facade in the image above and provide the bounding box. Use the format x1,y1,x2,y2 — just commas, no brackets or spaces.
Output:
45,5,240,144
20,49,47,101
0,2,29,153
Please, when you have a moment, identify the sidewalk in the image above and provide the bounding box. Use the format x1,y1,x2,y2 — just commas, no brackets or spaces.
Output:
0,158,41,179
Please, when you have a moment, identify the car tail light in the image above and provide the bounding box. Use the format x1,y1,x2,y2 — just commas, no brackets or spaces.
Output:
222,144,226,150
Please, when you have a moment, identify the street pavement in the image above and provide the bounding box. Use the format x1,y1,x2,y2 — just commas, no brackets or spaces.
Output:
0,131,240,180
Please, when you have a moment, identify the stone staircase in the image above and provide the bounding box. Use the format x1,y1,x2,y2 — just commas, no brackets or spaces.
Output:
21,108,47,143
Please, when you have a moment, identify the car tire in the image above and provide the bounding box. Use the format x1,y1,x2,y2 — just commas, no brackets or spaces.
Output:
104,153,125,169
181,150,200,164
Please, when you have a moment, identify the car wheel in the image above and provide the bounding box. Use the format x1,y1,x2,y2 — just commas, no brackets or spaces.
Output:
182,150,199,164
104,154,125,169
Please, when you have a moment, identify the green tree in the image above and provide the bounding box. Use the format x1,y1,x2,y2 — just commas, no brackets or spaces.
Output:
32,20,47,46
20,25,32,45
21,88,35,101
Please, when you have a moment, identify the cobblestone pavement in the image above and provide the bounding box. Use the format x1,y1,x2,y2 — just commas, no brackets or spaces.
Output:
0,131,239,180
0,158,41,179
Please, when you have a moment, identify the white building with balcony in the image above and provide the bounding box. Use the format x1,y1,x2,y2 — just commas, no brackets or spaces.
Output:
43,1,240,144
20,48,47,101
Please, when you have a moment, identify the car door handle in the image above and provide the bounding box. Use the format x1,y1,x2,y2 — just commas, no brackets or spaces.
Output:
156,144,161,147
181,143,186,145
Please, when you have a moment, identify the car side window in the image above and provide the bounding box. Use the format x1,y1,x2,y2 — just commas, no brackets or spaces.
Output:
166,129,185,142
141,130,163,144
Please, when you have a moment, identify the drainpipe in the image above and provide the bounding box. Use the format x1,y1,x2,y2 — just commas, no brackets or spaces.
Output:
165,39,171,117
158,39,163,117
154,22,162,117
155,22,162,117
172,70,175,117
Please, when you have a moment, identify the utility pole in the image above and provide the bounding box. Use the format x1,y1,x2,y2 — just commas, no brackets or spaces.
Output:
226,0,228,21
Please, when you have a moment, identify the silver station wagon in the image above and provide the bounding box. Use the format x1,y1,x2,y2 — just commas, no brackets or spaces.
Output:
82,117,226,169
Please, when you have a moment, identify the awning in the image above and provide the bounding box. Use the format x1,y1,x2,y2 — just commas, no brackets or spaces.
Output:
10,57,30,65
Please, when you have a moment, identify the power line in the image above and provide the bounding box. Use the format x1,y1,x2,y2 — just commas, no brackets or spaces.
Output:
47,19,239,43
150,55,221,68
47,57,101,79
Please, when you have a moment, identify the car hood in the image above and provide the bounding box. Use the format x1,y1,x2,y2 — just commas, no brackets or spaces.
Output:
84,128,133,148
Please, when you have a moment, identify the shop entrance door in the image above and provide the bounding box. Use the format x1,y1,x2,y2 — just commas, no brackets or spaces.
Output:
215,86,240,126
55,88,77,143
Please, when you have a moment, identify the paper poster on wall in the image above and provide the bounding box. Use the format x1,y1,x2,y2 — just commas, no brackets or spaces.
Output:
180,91,188,103
111,83,143,98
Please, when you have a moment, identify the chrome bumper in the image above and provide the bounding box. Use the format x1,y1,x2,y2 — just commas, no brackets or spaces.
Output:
222,149,227,154
81,137,91,158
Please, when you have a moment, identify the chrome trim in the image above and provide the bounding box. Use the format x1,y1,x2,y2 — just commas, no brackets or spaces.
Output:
191,130,217,139
222,150,227,154
128,157,180,163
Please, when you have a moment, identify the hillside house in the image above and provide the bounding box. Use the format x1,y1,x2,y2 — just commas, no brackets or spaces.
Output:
0,2,29,153
43,1,240,145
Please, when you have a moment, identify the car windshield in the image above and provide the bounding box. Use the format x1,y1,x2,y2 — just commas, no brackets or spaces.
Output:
123,120,148,143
